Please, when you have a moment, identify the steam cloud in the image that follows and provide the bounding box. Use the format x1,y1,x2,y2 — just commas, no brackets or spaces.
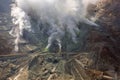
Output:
10,0,99,52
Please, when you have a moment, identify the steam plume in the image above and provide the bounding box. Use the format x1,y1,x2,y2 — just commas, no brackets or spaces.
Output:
10,0,99,52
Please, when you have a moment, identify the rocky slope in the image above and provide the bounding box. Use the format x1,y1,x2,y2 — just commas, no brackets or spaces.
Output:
0,0,120,80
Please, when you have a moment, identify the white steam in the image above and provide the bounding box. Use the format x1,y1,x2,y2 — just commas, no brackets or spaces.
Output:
10,0,99,52
10,4,32,52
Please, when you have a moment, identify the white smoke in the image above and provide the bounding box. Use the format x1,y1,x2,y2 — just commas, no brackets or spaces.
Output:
10,0,99,52
10,4,32,52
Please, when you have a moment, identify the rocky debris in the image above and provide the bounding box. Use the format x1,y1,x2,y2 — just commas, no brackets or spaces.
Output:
0,0,120,80
0,52,119,80
0,53,73,80
86,0,120,79
0,54,29,80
